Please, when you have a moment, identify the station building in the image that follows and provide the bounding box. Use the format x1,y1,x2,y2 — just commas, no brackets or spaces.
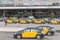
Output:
0,0,60,18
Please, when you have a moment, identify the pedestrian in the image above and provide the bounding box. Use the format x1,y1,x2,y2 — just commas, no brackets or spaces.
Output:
5,20,7,26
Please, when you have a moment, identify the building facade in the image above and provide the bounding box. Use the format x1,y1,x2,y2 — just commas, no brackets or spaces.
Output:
0,0,60,7
0,0,60,18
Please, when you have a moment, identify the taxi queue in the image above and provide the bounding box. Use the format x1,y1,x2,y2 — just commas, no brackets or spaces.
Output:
5,18,60,24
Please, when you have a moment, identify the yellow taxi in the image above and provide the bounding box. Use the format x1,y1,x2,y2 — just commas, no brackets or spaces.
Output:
37,26,55,35
36,27,48,35
50,20,58,24
26,19,33,23
34,20,42,24
13,28,45,39
11,17,19,23
15,20,19,23
6,19,13,24
13,19,19,23
20,20,26,24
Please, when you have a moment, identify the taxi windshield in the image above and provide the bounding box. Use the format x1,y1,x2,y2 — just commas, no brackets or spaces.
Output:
23,28,42,33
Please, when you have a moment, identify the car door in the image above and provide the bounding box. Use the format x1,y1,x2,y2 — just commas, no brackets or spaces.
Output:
22,29,37,38
22,29,31,38
29,29,37,38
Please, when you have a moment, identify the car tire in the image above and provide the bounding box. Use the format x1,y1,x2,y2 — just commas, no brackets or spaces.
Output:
40,34,44,38
14,35,17,39
48,32,51,35
51,32,55,35
36,35,41,39
17,35,21,39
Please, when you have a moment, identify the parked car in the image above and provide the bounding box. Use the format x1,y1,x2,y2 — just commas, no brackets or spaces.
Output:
20,20,26,24
13,19,19,23
13,28,45,39
26,19,33,23
34,19,42,24
50,20,58,24
6,19,13,24
48,18,60,24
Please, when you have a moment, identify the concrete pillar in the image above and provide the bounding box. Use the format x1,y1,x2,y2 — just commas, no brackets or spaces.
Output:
30,10,33,16
3,10,5,19
25,10,26,13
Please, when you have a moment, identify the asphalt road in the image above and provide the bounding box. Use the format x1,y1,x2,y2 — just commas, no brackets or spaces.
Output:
0,22,60,30
0,22,60,40
0,32,60,40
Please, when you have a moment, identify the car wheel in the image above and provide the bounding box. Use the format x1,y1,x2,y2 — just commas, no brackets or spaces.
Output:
48,32,51,35
36,35,41,39
14,35,17,39
17,35,21,39
51,32,55,35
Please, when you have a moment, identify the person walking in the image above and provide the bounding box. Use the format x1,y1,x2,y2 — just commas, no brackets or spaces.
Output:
5,20,7,26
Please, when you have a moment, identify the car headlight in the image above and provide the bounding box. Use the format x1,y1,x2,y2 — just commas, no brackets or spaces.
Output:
52,29,55,31
42,31,44,34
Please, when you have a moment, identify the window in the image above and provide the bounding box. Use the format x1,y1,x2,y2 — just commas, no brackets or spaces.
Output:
8,0,15,2
31,29,39,32
29,2,35,6
43,27,47,29
38,27,42,29
19,0,23,2
0,0,15,2
24,29,30,32
0,0,4,2
29,0,32,1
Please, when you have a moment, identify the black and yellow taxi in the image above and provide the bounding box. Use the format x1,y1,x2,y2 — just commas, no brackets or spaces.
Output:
6,19,13,24
42,18,51,23
20,20,26,24
34,19,42,24
37,26,55,35
13,19,19,23
49,18,60,24
19,18,27,24
39,19,46,24
11,17,19,23
26,19,33,23
50,20,58,24
13,28,44,39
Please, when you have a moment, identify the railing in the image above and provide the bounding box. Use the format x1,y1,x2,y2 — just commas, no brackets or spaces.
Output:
0,3,60,7
0,5,60,7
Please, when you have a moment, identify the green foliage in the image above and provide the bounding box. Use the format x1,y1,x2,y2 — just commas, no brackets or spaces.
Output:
17,12,24,15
